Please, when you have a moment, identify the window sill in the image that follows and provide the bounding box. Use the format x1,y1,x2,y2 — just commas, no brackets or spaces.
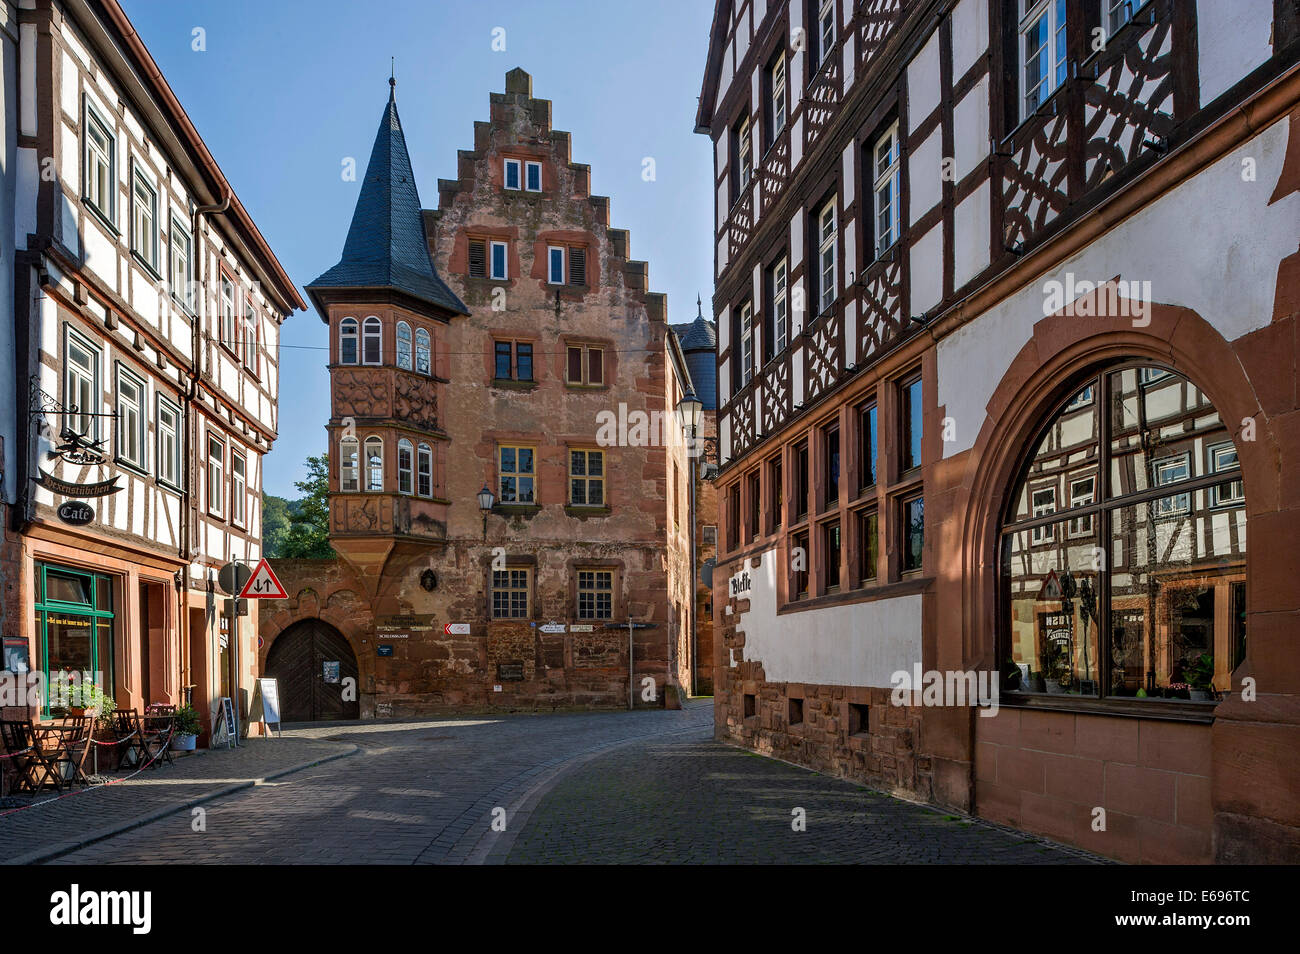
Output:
83,200,119,237
493,503,541,516
131,252,162,282
491,378,538,391
779,575,932,614
999,692,1218,724
565,505,611,518
564,383,608,392
115,458,149,479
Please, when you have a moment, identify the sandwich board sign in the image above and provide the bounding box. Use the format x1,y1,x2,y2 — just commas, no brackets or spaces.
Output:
238,558,288,599
249,677,282,737
210,697,237,749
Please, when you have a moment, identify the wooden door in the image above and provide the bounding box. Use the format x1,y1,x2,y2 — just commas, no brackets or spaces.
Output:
265,620,359,721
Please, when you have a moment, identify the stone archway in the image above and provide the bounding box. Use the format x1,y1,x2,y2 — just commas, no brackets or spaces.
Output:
264,618,360,722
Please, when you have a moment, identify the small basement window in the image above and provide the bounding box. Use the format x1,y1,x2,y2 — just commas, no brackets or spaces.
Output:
849,703,870,736
743,693,757,719
788,697,804,725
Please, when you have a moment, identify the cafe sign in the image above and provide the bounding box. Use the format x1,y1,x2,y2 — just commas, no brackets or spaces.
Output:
56,501,95,526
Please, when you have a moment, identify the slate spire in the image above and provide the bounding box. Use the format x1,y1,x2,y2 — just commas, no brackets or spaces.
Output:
307,81,468,318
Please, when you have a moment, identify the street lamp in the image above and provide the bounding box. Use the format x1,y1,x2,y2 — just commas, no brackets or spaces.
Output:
675,390,704,697
477,485,495,540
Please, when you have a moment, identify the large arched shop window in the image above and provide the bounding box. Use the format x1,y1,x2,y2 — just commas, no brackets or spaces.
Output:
339,436,359,491
339,318,358,365
1000,363,1246,704
364,436,384,491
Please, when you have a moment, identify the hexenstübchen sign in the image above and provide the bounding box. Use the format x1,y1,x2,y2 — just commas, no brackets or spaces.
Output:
35,468,120,498
56,501,95,525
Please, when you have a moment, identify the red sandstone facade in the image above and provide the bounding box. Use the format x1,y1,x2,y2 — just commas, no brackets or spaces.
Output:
261,70,711,719
699,0,1300,863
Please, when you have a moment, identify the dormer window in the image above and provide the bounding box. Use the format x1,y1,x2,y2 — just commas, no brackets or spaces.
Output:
504,158,522,190
525,161,542,192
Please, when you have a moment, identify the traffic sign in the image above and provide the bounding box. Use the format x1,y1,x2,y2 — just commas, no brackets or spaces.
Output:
444,622,471,635
218,561,253,596
238,558,288,599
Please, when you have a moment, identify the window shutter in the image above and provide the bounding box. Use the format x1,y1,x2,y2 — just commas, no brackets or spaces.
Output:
468,240,487,278
587,348,603,385
567,347,583,383
569,246,586,286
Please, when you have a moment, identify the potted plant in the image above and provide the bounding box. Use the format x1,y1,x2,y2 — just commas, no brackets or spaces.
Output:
1186,653,1215,701
170,704,202,752
1041,644,1068,694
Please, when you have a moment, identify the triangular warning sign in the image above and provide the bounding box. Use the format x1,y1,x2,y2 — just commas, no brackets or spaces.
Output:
1039,568,1062,601
238,557,288,599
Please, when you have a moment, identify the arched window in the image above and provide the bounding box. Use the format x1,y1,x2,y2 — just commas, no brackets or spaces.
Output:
1001,363,1245,705
417,443,433,497
362,316,382,365
396,321,412,371
415,328,431,375
339,318,358,365
339,436,359,492
397,438,414,494
364,436,384,491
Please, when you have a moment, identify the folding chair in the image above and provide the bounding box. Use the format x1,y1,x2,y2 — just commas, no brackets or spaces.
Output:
112,709,149,769
50,717,93,786
0,719,62,793
141,713,175,767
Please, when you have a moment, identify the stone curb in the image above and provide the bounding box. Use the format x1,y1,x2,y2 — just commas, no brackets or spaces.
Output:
5,741,359,866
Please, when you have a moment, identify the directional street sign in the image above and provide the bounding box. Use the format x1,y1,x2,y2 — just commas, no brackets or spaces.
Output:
539,622,567,634
444,622,471,635
238,557,288,599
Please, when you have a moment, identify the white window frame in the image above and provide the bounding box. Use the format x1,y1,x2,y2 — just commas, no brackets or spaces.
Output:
770,53,787,139
340,317,359,364
397,438,414,495
242,296,258,373
65,327,101,441
1019,0,1068,120
169,216,193,312
548,246,565,285
83,101,115,224
872,123,900,255
220,275,237,356
737,115,752,190
817,198,837,315
772,257,788,355
739,301,754,386
396,321,412,370
525,160,542,192
1068,474,1095,537
490,240,508,280
1106,0,1149,36
364,436,384,492
417,443,433,497
157,395,181,489
115,365,146,470
131,164,159,271
818,0,836,68
362,316,382,365
230,450,247,528
504,158,521,190
1153,454,1191,517
1030,485,1056,543
207,434,224,516
340,436,360,492
1208,442,1244,508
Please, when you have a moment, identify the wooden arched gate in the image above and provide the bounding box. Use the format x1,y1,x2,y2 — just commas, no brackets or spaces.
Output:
264,619,360,722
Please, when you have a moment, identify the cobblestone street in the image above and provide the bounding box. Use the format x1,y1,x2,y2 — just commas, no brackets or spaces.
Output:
0,701,1101,865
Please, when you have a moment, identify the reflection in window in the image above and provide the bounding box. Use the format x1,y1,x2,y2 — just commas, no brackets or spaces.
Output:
1002,365,1244,702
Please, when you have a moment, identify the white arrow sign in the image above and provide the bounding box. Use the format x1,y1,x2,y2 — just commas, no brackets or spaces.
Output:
444,622,471,636
539,622,567,634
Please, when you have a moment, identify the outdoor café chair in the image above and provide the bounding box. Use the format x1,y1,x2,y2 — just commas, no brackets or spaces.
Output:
112,708,150,769
141,710,175,767
0,719,62,793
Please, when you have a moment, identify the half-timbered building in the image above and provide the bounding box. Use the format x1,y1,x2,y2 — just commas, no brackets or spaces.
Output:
698,0,1300,862
2,0,303,738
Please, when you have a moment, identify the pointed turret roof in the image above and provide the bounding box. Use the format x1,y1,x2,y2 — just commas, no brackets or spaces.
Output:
307,80,468,319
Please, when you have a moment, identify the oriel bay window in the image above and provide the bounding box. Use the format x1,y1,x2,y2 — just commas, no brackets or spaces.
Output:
397,321,413,370
415,329,431,375
34,564,115,715
340,436,360,492
364,436,384,492
339,318,359,364
577,569,614,620
492,566,532,619
362,316,382,365
499,445,536,504
417,443,433,497
1001,364,1246,703
569,449,605,506
398,439,414,495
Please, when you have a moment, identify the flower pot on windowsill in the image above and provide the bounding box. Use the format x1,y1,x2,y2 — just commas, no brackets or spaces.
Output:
1188,689,1213,702
1044,679,1065,694
170,733,197,752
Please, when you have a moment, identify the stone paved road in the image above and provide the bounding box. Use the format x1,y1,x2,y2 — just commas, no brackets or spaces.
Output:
30,701,1098,865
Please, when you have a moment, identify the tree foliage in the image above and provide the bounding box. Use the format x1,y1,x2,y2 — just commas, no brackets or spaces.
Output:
264,453,334,559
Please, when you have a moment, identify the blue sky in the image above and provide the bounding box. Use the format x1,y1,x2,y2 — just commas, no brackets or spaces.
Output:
120,0,716,499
